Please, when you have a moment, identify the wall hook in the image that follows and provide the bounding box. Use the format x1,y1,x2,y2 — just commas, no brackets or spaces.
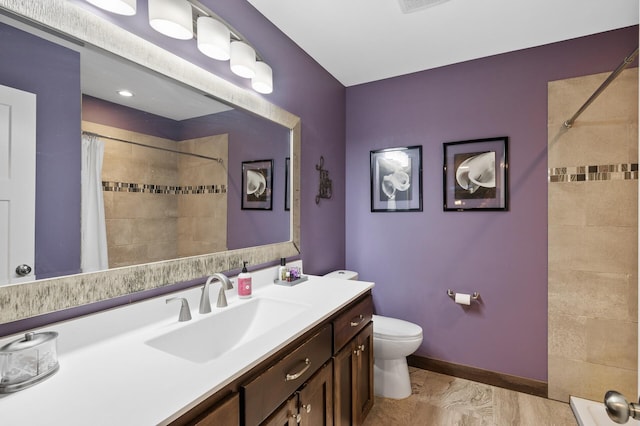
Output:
316,156,332,204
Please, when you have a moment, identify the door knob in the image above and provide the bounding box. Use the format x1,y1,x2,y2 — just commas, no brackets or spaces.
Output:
15,264,32,276
605,390,640,423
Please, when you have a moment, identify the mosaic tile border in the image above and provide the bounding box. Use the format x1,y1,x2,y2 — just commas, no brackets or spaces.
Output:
102,181,227,194
548,163,638,183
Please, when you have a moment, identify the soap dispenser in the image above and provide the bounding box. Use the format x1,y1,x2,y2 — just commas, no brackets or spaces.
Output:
278,257,287,282
238,261,252,299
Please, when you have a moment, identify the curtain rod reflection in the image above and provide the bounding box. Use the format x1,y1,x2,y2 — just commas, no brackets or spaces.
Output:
82,131,224,163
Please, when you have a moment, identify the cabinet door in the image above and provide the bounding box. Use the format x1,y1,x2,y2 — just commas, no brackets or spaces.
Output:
194,393,239,426
333,322,374,426
262,397,298,426
298,361,333,426
354,323,374,425
332,340,354,426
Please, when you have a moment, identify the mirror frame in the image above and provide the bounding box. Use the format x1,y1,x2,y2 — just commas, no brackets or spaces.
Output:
0,0,301,324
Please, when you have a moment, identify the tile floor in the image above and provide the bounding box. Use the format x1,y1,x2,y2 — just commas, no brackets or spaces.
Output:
363,368,578,426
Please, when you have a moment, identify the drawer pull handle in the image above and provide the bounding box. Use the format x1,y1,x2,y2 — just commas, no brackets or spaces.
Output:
355,344,366,356
302,403,312,413
350,314,365,327
285,358,311,381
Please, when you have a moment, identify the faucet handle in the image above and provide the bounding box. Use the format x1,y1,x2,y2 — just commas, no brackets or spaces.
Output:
166,297,192,322
217,287,229,308
215,273,233,308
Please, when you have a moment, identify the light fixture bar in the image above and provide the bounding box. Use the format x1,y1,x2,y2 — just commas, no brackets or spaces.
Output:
188,0,265,62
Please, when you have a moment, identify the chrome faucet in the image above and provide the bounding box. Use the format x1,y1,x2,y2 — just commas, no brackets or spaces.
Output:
200,273,234,313
166,297,192,322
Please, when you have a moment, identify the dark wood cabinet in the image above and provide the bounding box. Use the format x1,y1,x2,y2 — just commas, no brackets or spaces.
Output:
263,361,333,426
170,291,374,426
193,393,240,426
243,325,332,425
298,361,333,426
262,396,298,426
353,323,374,425
333,296,374,426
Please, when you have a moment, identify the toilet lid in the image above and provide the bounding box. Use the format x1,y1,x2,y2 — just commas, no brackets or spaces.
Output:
372,314,423,340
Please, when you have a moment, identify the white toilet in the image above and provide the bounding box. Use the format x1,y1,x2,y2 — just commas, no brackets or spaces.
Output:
324,270,423,399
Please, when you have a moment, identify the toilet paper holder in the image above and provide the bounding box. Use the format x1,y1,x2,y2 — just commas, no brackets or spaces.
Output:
447,289,480,301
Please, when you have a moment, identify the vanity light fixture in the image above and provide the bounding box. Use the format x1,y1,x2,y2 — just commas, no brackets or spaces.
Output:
230,41,256,79
86,0,273,92
85,0,136,16
148,0,193,40
251,62,273,94
196,16,231,61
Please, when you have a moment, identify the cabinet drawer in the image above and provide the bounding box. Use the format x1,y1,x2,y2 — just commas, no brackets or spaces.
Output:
333,295,373,352
242,325,332,426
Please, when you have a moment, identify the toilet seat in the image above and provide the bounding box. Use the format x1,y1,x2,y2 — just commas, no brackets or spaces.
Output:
373,314,423,341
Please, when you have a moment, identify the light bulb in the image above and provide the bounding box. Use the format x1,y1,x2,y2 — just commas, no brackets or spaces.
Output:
251,62,273,94
230,41,256,78
197,17,230,61
86,0,136,16
148,0,193,40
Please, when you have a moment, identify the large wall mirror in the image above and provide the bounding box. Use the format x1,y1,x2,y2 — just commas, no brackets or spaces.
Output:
0,0,300,325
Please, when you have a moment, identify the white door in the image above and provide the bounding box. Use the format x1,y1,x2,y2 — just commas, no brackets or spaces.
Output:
0,84,36,285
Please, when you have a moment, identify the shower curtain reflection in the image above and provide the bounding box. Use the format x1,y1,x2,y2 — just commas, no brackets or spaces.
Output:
81,134,109,273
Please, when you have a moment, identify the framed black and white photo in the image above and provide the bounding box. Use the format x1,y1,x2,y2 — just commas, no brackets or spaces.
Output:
284,157,290,211
242,159,273,210
443,137,508,211
370,145,422,212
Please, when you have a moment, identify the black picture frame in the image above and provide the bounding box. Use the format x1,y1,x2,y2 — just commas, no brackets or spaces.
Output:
370,145,423,212
443,136,508,211
284,157,290,211
241,159,273,210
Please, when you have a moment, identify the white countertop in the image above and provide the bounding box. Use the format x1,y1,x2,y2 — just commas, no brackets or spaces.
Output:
0,264,373,425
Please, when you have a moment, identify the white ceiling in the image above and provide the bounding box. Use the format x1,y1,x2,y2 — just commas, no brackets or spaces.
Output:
81,48,232,121
248,0,639,87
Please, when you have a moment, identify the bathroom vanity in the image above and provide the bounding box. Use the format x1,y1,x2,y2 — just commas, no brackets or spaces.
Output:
0,266,374,425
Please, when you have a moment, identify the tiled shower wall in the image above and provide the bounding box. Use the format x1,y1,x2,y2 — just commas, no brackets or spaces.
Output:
177,135,228,258
83,122,228,269
547,68,638,402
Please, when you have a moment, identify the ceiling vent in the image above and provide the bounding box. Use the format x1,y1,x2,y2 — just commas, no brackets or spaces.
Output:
397,0,451,14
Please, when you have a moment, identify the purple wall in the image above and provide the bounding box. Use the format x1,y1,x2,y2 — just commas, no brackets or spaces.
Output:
0,22,81,279
78,0,347,274
82,95,181,140
345,26,638,382
180,110,290,249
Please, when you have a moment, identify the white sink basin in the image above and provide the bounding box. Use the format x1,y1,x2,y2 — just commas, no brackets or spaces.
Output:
145,297,308,363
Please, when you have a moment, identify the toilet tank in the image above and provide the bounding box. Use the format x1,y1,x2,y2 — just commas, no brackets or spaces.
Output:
324,270,359,280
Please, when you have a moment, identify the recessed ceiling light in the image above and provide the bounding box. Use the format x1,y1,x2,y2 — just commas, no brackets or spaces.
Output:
117,90,134,97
